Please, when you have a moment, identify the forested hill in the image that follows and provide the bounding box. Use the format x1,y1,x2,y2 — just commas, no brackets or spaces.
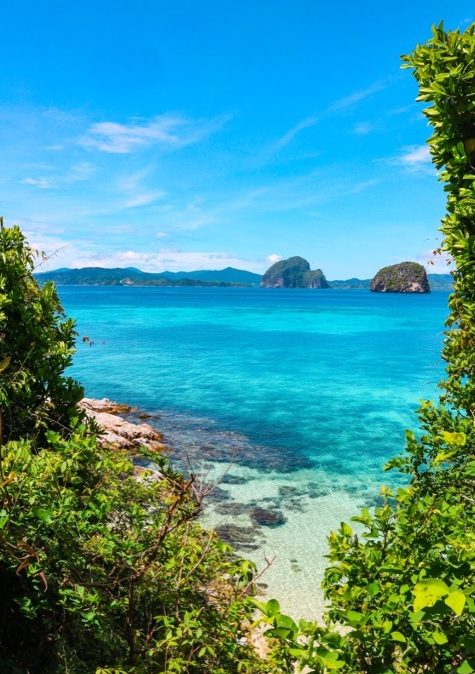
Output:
330,273,453,290
35,266,262,286
35,266,454,290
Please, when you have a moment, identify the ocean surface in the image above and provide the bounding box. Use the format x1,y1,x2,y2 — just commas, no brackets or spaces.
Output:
60,286,449,618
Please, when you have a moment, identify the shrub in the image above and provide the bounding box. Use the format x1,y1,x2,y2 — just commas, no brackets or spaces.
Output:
0,424,278,673
0,220,83,444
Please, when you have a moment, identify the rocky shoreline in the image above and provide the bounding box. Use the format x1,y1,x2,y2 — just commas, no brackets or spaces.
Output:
79,397,167,453
78,398,292,553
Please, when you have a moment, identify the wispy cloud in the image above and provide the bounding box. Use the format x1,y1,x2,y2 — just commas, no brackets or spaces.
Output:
79,113,229,154
21,177,57,189
80,116,184,153
389,104,415,116
124,192,165,208
393,145,434,175
328,79,391,113
35,242,264,273
104,249,263,272
67,162,96,182
117,168,166,209
353,121,375,135
263,77,392,160
20,162,96,190
270,116,318,152
399,145,431,166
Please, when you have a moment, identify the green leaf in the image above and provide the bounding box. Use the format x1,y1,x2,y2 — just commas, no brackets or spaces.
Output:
32,507,52,524
341,522,352,536
434,447,459,464
317,648,345,670
445,590,466,616
276,614,297,631
440,430,466,446
413,578,449,611
432,631,448,645
0,509,8,529
457,662,474,674
391,631,406,643
409,610,425,627
0,356,11,373
346,610,363,624
265,598,280,617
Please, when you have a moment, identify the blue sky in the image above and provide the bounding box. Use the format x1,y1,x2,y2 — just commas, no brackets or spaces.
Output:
1,1,473,277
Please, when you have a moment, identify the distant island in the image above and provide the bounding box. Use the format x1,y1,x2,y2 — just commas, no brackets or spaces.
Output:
261,256,329,288
370,262,430,293
35,266,262,287
35,265,453,291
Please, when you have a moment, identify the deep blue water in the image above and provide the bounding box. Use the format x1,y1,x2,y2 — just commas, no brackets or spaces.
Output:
61,286,448,486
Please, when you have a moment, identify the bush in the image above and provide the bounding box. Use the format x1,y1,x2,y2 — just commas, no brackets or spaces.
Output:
0,220,83,444
0,424,277,672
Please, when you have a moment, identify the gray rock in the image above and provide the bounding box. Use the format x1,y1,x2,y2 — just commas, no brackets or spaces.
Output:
78,398,165,452
250,506,286,527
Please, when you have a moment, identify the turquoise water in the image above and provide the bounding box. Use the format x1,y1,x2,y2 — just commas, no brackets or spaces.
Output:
60,286,449,617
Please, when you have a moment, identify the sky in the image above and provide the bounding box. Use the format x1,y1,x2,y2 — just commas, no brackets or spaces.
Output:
1,1,473,278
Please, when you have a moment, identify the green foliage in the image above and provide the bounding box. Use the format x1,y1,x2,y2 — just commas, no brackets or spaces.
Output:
0,220,83,444
255,22,475,674
0,221,278,673
0,426,276,673
405,22,475,415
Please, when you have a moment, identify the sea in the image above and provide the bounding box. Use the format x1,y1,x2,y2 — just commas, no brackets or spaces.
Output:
59,286,449,619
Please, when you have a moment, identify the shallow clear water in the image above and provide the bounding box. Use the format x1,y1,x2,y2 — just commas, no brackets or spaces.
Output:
60,286,449,618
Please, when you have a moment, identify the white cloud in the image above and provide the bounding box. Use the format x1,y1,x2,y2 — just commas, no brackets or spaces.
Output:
392,145,434,176
67,162,96,182
347,179,380,194
79,113,229,154
261,78,391,161
124,191,165,208
353,121,374,135
20,162,96,190
47,247,263,273
328,78,390,113
399,145,431,166
389,104,415,116
119,168,152,191
21,177,56,189
80,116,182,153
266,254,282,265
271,117,318,152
